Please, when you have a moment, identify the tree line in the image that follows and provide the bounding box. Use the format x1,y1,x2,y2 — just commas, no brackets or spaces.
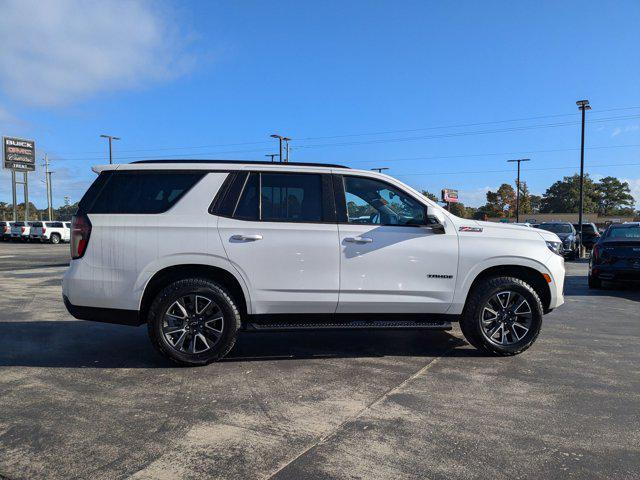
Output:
0,201,80,221
424,174,637,219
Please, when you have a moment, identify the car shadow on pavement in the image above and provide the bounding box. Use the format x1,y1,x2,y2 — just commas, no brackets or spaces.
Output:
0,321,473,369
564,274,640,300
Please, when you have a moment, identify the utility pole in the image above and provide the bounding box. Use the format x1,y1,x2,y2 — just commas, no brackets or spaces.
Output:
507,158,530,223
576,99,591,256
270,134,290,162
265,154,279,163
43,154,53,220
100,134,120,164
371,167,389,173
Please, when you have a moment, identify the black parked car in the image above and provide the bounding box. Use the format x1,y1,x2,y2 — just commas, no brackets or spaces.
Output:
538,222,580,259
572,222,600,249
589,223,640,288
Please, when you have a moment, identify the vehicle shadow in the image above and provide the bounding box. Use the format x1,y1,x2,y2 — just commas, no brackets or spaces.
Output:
564,274,640,300
0,320,474,369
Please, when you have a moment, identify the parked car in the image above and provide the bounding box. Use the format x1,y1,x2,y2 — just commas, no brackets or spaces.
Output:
63,160,566,366
589,223,640,288
572,222,600,249
30,221,71,244
10,221,37,242
1,221,13,241
537,222,579,259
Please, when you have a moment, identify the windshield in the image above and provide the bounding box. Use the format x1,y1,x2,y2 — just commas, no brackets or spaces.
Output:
539,223,572,234
606,226,640,240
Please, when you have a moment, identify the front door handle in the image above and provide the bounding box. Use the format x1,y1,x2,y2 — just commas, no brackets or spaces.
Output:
344,236,373,243
231,234,263,241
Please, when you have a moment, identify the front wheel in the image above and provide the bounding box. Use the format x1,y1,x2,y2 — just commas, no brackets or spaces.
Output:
147,278,241,366
459,276,543,356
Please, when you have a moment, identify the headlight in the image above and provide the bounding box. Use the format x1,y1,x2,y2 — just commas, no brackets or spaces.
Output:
563,237,572,245
546,241,562,255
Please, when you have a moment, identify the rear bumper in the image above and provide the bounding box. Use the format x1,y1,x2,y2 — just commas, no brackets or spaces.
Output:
591,266,640,283
63,295,143,326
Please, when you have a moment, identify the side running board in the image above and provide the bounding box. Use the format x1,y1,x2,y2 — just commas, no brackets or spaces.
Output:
245,319,452,331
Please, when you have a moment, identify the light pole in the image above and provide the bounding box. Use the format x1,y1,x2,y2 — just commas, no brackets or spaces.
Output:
507,158,530,223
576,99,591,256
265,154,278,163
371,167,389,173
100,134,120,164
283,137,291,162
270,134,284,163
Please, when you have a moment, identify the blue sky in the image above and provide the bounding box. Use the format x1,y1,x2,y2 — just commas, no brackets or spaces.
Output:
1,0,639,208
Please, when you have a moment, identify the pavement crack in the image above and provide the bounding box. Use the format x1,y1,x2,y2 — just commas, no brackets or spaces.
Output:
264,346,452,480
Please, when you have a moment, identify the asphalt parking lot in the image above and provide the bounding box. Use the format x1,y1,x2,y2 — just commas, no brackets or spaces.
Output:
0,242,638,480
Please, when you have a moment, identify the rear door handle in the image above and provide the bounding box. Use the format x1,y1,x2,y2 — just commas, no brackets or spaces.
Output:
231,234,263,241
344,236,373,243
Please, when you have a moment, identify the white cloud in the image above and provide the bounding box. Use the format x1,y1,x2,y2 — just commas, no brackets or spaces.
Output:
458,186,491,207
622,178,640,209
0,0,195,106
611,124,639,138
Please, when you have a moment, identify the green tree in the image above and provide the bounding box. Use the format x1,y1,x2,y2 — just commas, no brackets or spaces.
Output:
518,181,532,214
482,183,516,217
54,202,79,221
529,194,542,214
540,174,599,213
449,202,466,218
595,176,635,215
421,190,439,202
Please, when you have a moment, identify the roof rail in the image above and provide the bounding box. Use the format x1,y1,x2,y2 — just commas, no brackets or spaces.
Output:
130,159,350,168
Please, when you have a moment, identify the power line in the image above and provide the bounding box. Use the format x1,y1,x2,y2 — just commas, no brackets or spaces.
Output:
391,161,640,177
347,143,640,165
48,105,640,158
291,114,640,150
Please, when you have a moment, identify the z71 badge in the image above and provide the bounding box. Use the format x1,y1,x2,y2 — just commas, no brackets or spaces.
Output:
459,226,483,232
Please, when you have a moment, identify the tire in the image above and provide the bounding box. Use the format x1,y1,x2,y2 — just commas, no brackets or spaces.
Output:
147,278,241,366
459,276,543,356
588,275,601,289
50,233,61,244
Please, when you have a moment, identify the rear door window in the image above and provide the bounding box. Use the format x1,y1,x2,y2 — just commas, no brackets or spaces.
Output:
88,171,205,214
260,173,323,222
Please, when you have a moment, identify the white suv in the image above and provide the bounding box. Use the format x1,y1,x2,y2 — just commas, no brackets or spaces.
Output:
63,161,565,366
30,221,71,244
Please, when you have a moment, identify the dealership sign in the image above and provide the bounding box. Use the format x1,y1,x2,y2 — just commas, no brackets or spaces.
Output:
441,188,459,203
3,136,36,171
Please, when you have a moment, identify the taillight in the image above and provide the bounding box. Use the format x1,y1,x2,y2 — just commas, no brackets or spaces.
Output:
21,227,26,233
71,214,92,259
42,227,47,234
592,245,600,264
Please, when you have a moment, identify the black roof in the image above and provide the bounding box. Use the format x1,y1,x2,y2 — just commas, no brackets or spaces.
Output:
131,159,350,168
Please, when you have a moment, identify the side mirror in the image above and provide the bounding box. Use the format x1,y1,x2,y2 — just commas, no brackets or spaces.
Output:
423,210,445,234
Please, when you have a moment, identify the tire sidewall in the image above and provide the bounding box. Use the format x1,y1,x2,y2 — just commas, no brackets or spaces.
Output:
149,280,239,365
466,278,543,355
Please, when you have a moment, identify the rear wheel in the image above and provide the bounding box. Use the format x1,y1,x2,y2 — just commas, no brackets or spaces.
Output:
147,278,240,366
460,276,543,356
50,233,61,244
588,275,601,289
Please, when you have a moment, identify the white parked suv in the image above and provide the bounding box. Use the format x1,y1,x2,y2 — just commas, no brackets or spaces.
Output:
30,221,70,244
10,221,36,241
63,161,565,366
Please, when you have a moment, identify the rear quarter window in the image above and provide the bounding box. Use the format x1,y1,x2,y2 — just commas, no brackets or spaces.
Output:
86,171,205,214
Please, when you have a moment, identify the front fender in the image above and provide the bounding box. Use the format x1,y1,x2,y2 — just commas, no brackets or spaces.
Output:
448,254,556,315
